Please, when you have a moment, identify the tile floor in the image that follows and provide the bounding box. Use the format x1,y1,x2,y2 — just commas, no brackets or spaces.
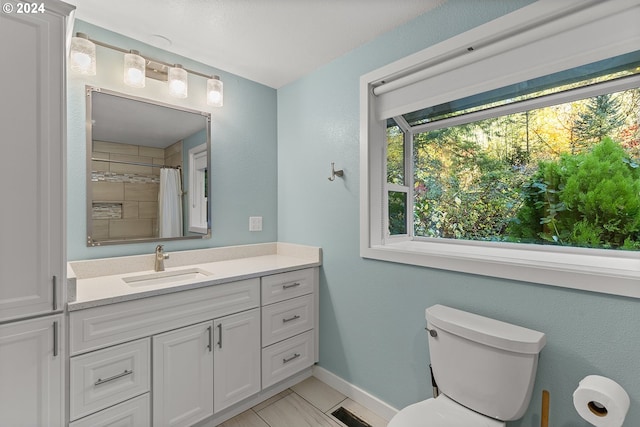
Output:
219,376,389,427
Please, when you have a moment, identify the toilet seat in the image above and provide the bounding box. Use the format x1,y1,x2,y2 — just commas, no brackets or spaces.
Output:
388,395,505,427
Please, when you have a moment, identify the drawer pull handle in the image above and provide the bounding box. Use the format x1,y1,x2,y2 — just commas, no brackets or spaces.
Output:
283,353,301,364
282,282,301,290
207,326,213,352
282,314,301,323
94,370,133,386
217,323,223,349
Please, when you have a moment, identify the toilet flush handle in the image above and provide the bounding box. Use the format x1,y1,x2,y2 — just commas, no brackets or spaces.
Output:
425,326,438,337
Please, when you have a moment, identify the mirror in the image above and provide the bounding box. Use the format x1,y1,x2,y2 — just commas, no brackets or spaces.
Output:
86,86,211,246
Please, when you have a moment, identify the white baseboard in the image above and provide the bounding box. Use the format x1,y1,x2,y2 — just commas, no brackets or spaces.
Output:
313,365,399,421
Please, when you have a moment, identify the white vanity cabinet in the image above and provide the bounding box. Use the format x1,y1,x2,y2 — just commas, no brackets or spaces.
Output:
69,278,263,426
70,338,150,421
0,0,71,322
0,3,72,425
213,308,261,412
153,321,214,427
0,314,63,427
261,269,318,388
68,266,318,426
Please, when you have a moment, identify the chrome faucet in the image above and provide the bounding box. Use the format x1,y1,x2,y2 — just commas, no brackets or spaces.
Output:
155,244,169,272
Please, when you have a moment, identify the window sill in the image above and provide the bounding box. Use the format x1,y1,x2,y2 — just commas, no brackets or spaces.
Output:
362,240,640,299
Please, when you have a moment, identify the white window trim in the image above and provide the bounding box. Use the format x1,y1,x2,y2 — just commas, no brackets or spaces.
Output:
188,143,208,234
360,0,640,298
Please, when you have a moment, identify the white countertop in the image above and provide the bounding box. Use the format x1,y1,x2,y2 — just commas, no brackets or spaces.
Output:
67,243,321,311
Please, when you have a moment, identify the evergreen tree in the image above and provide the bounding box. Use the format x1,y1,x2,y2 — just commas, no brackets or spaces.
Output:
572,94,625,150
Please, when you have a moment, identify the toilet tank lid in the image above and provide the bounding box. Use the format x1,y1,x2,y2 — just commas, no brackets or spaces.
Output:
426,305,546,354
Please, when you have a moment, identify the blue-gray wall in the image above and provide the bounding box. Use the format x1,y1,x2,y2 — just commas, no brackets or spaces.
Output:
67,21,277,260
277,1,640,426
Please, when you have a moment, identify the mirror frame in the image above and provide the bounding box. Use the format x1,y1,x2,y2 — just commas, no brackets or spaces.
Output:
85,86,212,246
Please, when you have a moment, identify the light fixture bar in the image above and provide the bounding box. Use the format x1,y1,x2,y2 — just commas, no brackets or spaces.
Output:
82,34,213,80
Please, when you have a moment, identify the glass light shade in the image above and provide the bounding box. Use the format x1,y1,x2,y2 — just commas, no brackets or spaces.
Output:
69,33,96,75
207,76,223,107
123,51,145,88
168,65,188,98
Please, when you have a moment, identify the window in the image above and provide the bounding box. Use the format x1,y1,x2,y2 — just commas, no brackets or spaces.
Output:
360,0,640,297
391,55,640,247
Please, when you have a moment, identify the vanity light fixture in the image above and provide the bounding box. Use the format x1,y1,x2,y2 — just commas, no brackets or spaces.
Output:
69,33,96,75
123,50,146,88
68,33,224,107
168,64,188,98
207,75,223,107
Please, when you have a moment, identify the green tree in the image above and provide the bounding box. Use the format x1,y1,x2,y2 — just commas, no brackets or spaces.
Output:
572,94,625,150
509,138,640,249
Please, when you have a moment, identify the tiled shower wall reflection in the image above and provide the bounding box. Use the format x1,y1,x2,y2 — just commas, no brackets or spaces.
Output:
91,140,183,241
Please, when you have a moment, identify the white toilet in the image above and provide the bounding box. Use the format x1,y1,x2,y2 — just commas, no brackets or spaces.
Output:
389,304,546,427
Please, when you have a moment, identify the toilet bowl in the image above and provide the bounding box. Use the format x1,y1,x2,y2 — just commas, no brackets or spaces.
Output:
388,305,546,427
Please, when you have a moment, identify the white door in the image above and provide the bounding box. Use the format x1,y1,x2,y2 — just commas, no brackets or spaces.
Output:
214,308,261,412
0,315,63,427
153,321,214,427
0,0,68,322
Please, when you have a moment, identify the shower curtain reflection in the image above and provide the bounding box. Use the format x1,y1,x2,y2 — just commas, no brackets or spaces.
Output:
159,168,183,238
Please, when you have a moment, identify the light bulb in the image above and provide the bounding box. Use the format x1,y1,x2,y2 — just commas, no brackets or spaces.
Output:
69,33,96,75
207,76,223,107
124,50,145,88
168,65,188,98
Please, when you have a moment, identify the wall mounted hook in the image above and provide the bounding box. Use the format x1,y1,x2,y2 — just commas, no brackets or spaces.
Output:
328,162,344,181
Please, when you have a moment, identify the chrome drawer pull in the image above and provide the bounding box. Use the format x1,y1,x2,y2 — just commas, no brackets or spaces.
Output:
94,369,133,386
283,353,301,364
282,282,301,290
282,314,301,323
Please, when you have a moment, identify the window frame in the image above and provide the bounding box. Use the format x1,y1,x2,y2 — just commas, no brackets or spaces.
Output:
360,0,640,298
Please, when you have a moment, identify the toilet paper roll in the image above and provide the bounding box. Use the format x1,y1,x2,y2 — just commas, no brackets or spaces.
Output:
573,375,630,427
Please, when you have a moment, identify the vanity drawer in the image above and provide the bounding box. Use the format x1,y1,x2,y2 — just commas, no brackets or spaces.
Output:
69,394,150,427
262,294,314,347
262,330,315,389
261,268,314,305
70,338,150,420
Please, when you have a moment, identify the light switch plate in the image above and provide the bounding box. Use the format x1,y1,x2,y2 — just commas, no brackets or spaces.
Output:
249,216,262,231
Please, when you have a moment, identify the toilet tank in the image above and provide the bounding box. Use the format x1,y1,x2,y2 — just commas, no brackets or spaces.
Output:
426,305,546,421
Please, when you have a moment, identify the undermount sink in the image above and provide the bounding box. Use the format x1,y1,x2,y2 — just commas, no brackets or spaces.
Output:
122,268,213,287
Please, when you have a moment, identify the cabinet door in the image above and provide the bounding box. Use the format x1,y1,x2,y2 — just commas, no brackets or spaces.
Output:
0,0,70,322
0,315,63,427
214,308,261,412
153,321,213,427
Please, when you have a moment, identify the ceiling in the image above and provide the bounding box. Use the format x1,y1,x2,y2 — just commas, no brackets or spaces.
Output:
62,0,445,88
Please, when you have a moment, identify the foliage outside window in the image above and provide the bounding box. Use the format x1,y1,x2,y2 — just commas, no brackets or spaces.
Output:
386,53,640,252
